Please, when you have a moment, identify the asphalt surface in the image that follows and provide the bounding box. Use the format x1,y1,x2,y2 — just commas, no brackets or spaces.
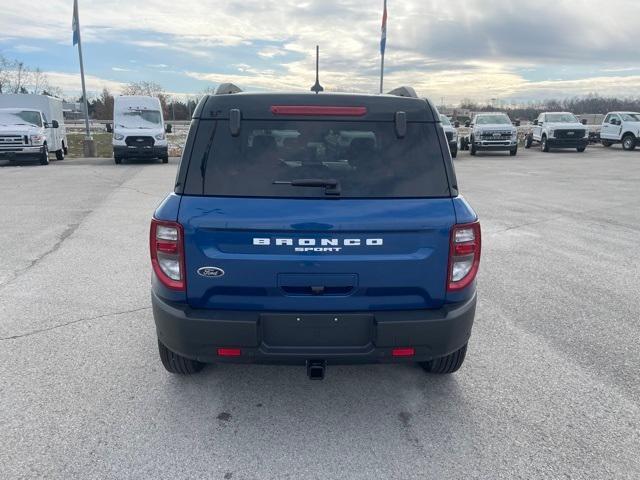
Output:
1,147,639,479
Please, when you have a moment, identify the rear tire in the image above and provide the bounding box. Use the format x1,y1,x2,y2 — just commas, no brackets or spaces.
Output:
470,138,477,156
577,146,586,153
158,340,205,375
421,343,468,374
510,146,518,156
55,148,64,161
622,134,636,151
601,140,612,147
63,143,68,155
39,145,49,165
114,156,122,165
161,156,169,164
450,146,458,159
541,135,550,152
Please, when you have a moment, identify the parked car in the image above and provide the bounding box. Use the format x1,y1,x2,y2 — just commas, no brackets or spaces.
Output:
525,112,589,152
150,85,480,379
0,94,67,165
460,113,518,156
440,114,458,158
112,96,168,164
600,112,640,151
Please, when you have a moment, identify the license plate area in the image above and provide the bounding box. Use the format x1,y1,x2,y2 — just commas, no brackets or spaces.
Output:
260,313,373,347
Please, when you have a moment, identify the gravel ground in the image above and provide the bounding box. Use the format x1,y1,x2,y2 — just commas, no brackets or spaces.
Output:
0,146,638,479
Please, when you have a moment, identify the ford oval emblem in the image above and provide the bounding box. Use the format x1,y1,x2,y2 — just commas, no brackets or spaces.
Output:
197,267,225,278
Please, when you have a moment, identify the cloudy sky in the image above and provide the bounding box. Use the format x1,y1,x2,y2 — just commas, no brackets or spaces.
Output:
1,0,639,103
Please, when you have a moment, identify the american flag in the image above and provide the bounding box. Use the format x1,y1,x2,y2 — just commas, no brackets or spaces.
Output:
380,0,387,55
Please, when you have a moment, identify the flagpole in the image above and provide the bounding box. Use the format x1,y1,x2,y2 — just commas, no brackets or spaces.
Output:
379,51,385,94
379,0,387,94
73,0,96,157
74,0,91,140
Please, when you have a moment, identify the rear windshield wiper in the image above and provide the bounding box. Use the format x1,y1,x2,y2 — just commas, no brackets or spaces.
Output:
273,178,341,196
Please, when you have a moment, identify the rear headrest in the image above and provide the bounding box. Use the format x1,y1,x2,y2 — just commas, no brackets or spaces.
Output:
349,137,375,151
252,135,277,150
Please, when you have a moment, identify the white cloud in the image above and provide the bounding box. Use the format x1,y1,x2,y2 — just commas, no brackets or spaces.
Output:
12,44,44,53
43,71,126,97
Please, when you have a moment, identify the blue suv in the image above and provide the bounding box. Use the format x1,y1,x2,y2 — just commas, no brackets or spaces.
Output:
150,86,480,379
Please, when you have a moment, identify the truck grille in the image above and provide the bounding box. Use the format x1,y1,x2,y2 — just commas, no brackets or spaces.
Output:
125,136,154,147
555,129,585,139
0,135,26,146
479,131,512,141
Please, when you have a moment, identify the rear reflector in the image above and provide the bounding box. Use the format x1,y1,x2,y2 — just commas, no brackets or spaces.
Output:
217,348,242,357
270,106,367,117
392,347,415,358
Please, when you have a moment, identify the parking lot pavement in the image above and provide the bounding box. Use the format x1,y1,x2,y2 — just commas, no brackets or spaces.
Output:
1,149,639,479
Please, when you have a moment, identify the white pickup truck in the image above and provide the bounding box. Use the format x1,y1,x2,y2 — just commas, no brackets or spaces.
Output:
460,112,518,156
600,112,640,151
525,112,589,153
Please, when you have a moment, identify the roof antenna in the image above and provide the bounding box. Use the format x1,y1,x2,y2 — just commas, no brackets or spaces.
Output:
311,45,324,94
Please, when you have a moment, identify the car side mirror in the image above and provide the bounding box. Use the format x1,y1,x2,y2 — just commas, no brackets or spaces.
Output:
165,123,172,133
464,121,470,128
533,120,538,126
47,120,59,129
514,120,521,127
581,119,587,125
454,121,460,128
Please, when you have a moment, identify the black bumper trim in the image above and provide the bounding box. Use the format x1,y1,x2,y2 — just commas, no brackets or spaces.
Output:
547,138,589,148
152,292,477,364
113,145,168,158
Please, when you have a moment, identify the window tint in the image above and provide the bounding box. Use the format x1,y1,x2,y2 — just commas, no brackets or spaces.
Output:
475,115,511,125
186,120,451,198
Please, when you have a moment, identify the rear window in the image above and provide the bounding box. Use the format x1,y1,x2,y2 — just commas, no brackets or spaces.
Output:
185,120,451,198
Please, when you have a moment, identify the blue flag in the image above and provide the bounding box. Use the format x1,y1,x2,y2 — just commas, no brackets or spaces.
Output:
380,0,387,55
72,0,79,46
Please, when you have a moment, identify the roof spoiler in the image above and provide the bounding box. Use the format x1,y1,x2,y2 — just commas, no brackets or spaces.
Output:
215,83,243,95
387,86,418,98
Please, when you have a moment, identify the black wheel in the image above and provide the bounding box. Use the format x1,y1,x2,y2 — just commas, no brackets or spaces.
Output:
63,142,69,155
39,145,50,165
510,146,518,156
577,146,586,153
158,340,205,374
601,140,612,147
524,134,533,149
470,137,477,156
622,134,636,151
541,135,550,152
421,343,468,374
451,147,458,159
114,156,122,165
161,156,169,164
55,148,64,161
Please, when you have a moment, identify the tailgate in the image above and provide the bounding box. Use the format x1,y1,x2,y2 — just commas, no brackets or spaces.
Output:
179,197,455,312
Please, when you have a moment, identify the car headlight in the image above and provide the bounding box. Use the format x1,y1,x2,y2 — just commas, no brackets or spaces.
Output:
548,129,555,138
30,134,46,145
113,133,124,141
155,133,165,141
511,130,518,139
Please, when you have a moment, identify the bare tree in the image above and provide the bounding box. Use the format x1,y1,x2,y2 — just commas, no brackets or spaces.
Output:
122,81,168,117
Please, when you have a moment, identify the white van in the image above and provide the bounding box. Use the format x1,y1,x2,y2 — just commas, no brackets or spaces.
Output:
0,94,68,165
112,96,168,164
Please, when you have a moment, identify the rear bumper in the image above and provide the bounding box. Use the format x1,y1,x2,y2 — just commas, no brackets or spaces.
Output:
113,145,167,158
547,138,588,148
152,291,477,365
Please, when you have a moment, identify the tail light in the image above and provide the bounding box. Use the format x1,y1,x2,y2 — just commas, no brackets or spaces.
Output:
150,219,185,290
447,222,481,292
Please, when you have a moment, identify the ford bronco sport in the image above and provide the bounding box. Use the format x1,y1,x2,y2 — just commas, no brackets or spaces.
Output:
150,85,480,379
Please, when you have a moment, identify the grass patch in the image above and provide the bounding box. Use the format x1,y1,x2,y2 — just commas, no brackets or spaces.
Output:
67,133,113,158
